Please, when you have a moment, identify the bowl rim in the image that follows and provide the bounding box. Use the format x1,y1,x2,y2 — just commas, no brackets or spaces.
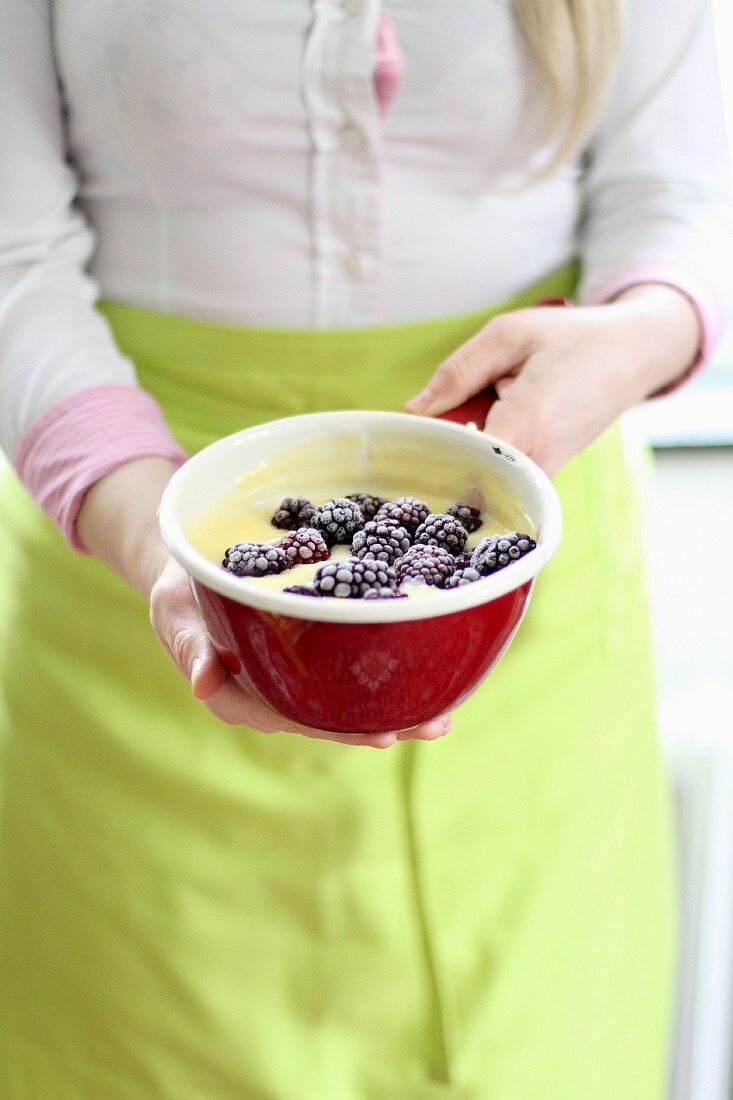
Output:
158,410,562,623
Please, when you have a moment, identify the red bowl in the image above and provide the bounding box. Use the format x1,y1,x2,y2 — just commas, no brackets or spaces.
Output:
159,411,561,734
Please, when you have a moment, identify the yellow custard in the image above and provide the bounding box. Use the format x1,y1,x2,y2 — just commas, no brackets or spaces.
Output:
185,427,533,597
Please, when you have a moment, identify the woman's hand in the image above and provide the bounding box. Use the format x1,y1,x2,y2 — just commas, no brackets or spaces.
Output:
77,456,451,748
406,284,701,476
149,555,451,747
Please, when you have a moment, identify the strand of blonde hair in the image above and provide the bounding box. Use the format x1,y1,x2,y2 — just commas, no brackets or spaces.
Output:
513,0,626,176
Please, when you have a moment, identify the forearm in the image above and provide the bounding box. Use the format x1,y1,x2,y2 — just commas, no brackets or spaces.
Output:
76,456,178,599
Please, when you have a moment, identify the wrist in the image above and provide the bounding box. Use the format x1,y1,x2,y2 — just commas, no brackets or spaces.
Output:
606,283,702,400
76,456,179,598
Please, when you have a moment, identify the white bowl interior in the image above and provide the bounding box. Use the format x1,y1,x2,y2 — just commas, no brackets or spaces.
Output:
159,411,561,622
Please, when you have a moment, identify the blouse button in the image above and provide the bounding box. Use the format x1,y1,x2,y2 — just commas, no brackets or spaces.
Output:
340,123,366,151
345,251,371,280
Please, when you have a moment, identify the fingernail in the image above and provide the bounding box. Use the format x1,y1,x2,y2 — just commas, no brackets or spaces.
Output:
406,389,433,414
441,715,452,734
191,657,202,685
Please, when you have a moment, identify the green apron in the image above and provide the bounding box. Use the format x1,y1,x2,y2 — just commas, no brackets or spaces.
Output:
0,265,675,1099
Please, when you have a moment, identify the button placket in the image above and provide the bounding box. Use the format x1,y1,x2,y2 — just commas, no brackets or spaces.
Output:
303,0,383,326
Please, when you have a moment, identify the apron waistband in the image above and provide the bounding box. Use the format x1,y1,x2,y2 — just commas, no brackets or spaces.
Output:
97,261,578,454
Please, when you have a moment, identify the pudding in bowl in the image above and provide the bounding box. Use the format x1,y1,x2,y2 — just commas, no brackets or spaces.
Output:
158,410,561,734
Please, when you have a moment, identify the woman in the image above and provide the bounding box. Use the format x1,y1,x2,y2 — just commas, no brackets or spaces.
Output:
1,1,730,1096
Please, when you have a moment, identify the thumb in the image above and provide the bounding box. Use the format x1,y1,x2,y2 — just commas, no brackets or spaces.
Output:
190,648,229,700
167,621,228,701
405,313,533,417
150,564,229,701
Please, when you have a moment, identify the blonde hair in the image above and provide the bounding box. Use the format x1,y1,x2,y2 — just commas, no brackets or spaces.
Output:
513,0,626,175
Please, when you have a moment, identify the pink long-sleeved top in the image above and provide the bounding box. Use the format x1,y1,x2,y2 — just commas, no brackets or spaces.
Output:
2,2,732,550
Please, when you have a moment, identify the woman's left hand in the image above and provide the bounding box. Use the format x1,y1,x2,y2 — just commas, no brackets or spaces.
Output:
405,285,701,476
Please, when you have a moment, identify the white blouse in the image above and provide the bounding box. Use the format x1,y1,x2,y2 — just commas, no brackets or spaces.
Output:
1,0,731,464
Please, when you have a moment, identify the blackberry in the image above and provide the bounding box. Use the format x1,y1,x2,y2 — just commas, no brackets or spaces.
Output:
445,567,482,589
351,518,411,565
447,501,483,534
414,513,468,555
270,497,316,531
313,558,396,599
311,498,364,546
453,551,473,570
347,492,388,521
278,527,330,566
363,587,408,600
283,584,321,597
222,542,290,577
376,497,430,536
471,531,537,575
394,544,456,588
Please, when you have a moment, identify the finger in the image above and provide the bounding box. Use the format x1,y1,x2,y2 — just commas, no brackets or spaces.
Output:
202,677,285,728
163,615,228,697
151,574,229,698
405,313,535,417
396,714,452,741
190,653,228,700
311,731,398,749
302,714,451,744
482,361,554,467
202,679,397,746
482,394,532,458
203,679,451,747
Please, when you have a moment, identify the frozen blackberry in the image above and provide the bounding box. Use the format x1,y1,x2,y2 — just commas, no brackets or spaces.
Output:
270,497,316,531
447,501,483,534
283,584,321,597
414,513,468,555
363,587,408,600
311,498,364,546
351,518,412,565
313,558,396,599
278,527,330,566
453,551,473,570
347,492,388,521
471,531,537,575
394,544,456,588
222,542,290,577
445,567,482,589
376,497,430,536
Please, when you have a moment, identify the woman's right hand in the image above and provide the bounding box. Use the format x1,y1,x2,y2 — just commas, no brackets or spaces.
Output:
77,456,451,749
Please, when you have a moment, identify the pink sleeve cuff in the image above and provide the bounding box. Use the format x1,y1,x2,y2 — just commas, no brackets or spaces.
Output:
586,261,724,398
14,384,188,553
